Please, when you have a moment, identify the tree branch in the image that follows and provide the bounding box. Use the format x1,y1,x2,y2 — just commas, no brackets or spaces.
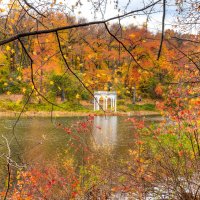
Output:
171,36,200,44
0,0,161,46
104,23,149,71
157,0,166,60
18,38,63,108
22,0,46,18
166,39,200,72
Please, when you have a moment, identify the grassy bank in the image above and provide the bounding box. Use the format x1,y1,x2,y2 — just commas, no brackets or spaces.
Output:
0,96,159,117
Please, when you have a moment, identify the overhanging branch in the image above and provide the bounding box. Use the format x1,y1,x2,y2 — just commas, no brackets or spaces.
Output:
157,0,166,60
0,0,161,46
104,23,149,72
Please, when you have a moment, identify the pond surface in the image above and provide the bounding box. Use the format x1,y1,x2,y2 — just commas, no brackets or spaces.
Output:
0,115,163,196
0,115,162,165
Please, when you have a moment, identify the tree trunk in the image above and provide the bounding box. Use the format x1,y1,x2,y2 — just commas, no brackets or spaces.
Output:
61,89,65,101
132,84,136,104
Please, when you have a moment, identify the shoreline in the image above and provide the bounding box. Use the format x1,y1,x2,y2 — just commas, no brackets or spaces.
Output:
0,110,160,117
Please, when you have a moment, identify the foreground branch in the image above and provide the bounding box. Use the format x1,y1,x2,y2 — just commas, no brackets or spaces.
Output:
0,0,161,46
104,23,149,71
157,0,166,60
166,39,200,71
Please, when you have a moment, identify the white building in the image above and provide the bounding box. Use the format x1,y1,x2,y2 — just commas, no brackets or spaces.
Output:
94,91,117,112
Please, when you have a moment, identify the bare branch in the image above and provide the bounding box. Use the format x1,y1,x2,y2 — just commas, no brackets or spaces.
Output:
171,36,200,44
55,31,105,113
157,0,166,60
17,0,48,29
22,0,46,18
2,135,11,200
0,0,162,46
166,39,200,72
104,23,149,71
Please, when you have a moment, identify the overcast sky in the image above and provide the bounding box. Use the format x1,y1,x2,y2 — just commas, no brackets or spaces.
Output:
66,0,178,33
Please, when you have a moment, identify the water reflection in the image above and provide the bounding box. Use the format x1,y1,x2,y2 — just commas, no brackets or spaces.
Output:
93,116,118,146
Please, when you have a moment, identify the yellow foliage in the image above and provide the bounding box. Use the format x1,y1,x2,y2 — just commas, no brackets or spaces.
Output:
129,34,135,38
16,76,22,81
76,94,80,99
22,88,26,93
6,46,11,51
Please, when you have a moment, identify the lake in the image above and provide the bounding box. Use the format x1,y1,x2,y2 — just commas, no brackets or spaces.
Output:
0,115,162,197
0,115,162,164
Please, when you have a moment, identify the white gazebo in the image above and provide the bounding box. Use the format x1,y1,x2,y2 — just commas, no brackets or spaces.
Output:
94,91,117,112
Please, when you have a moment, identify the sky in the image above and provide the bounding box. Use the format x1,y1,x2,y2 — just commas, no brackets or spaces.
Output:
65,0,178,33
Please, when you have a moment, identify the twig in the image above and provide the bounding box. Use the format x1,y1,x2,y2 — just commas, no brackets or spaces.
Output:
23,0,46,18
171,36,200,44
2,135,11,200
18,0,48,29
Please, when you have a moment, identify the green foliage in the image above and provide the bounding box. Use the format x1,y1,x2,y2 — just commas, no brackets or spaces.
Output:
117,105,128,112
58,101,87,111
117,99,126,105
139,76,159,99
0,99,88,112
0,54,9,94
0,100,22,111
0,56,25,94
80,92,90,100
127,103,156,111
49,73,82,101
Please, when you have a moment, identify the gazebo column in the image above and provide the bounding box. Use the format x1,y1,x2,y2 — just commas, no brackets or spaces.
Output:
105,98,108,110
97,97,100,110
94,96,100,111
94,97,96,111
111,98,113,109
103,97,105,110
114,98,117,112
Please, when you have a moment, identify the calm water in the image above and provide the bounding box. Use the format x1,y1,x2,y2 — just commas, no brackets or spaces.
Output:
0,115,162,163
0,115,162,184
